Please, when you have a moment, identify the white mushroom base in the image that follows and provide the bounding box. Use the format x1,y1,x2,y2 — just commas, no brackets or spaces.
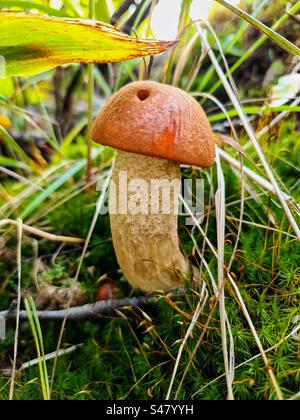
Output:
109,151,189,292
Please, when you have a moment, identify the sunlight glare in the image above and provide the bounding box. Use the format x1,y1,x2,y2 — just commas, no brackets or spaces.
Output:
152,0,242,40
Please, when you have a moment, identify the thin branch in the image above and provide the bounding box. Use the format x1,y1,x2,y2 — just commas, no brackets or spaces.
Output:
1,344,83,377
1,296,150,322
0,219,84,244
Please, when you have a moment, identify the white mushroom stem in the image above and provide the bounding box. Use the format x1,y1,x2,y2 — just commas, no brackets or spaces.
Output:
109,151,189,292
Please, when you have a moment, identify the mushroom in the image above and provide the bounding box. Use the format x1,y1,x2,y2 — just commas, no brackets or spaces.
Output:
91,81,215,292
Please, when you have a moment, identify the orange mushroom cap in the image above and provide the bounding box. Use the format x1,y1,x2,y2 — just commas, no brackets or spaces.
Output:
91,81,215,168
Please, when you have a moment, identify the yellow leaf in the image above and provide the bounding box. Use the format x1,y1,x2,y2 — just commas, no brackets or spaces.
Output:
0,12,176,77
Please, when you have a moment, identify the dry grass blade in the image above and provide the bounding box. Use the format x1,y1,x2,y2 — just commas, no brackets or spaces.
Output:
49,168,112,396
166,283,208,400
0,166,43,191
256,96,300,140
215,149,234,400
8,219,23,400
215,0,300,56
179,196,284,400
74,167,112,281
193,322,300,398
0,219,84,243
219,149,294,203
195,22,300,240
192,90,246,272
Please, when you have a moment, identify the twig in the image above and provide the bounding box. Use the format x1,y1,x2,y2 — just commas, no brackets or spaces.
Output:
0,219,84,244
1,296,150,322
1,344,83,377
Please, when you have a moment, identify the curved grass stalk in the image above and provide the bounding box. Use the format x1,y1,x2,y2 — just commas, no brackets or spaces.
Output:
86,0,95,184
179,197,284,400
8,219,22,400
166,283,208,400
219,149,294,203
74,166,113,282
215,149,234,400
214,0,300,56
20,159,88,220
28,169,104,225
193,322,300,398
0,219,84,243
24,297,50,400
0,165,43,191
191,91,245,271
199,0,269,92
0,162,70,217
172,32,199,87
255,97,300,140
49,167,113,395
196,23,300,240
208,1,300,98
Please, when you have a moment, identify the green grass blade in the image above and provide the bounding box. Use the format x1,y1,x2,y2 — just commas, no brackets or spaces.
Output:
208,106,300,122
21,159,87,219
0,156,29,170
198,0,269,92
28,297,50,399
208,1,300,97
215,0,300,56
24,298,49,400
0,125,35,166
94,0,110,22
0,0,71,17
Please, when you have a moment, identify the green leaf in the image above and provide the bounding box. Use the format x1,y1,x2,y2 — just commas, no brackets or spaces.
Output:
95,0,111,23
0,0,71,17
214,0,300,56
0,12,176,77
